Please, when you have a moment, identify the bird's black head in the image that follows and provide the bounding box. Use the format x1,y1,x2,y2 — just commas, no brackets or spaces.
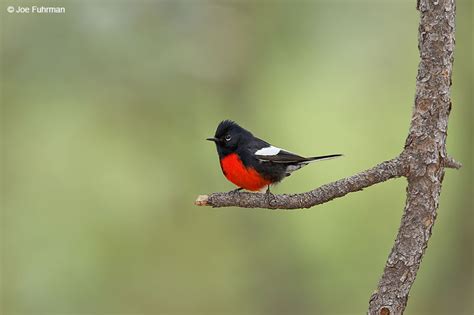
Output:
207,120,253,157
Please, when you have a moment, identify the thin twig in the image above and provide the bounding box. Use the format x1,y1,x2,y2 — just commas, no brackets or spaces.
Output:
196,157,406,209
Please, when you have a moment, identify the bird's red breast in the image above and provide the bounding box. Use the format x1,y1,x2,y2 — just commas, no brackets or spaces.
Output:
220,153,271,191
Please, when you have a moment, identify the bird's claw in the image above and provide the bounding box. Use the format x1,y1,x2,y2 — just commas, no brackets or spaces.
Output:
229,188,243,194
264,187,275,204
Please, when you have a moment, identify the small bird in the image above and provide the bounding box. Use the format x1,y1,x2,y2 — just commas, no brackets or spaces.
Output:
207,120,342,193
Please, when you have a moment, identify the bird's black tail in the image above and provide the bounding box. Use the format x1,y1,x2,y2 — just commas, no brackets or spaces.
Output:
305,154,343,162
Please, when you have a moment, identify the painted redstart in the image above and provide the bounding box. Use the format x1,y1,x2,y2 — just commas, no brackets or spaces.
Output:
207,120,342,193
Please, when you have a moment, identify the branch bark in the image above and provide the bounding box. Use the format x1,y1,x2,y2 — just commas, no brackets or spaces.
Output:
368,0,456,314
196,157,407,209
195,0,458,314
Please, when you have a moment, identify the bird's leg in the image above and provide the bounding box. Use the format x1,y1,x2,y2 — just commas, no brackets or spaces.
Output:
265,186,272,195
229,187,243,194
264,185,275,205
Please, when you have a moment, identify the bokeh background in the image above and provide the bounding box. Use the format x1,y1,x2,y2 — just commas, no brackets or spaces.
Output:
1,0,472,314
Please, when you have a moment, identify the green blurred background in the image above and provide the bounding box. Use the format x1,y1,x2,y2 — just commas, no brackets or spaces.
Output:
1,0,472,314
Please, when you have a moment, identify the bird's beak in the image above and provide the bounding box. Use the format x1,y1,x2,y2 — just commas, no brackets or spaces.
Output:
206,137,219,142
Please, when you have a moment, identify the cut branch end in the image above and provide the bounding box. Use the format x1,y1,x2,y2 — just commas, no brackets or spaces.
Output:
443,156,462,169
195,195,209,206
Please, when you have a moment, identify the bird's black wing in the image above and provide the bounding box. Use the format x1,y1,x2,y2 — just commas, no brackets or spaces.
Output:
255,147,342,164
254,147,309,164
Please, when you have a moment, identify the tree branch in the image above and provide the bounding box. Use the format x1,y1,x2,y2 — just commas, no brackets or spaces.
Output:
195,0,458,313
368,1,456,314
196,157,406,209
443,155,462,169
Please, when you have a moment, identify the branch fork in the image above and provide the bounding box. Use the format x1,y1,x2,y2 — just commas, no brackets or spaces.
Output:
195,0,459,314
195,153,459,209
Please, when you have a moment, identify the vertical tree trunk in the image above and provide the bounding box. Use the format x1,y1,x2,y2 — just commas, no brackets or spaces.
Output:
196,1,459,313
368,0,456,314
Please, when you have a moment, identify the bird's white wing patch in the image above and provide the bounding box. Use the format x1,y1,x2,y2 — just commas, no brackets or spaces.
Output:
255,146,281,156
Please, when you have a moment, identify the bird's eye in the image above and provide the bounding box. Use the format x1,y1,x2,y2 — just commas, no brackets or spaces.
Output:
225,135,232,142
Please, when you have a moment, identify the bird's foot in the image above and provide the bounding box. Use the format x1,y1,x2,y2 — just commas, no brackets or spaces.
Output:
229,187,243,194
264,186,275,205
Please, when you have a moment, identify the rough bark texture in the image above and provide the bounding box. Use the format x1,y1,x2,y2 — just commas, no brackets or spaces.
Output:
368,0,456,314
196,157,406,209
195,0,458,314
